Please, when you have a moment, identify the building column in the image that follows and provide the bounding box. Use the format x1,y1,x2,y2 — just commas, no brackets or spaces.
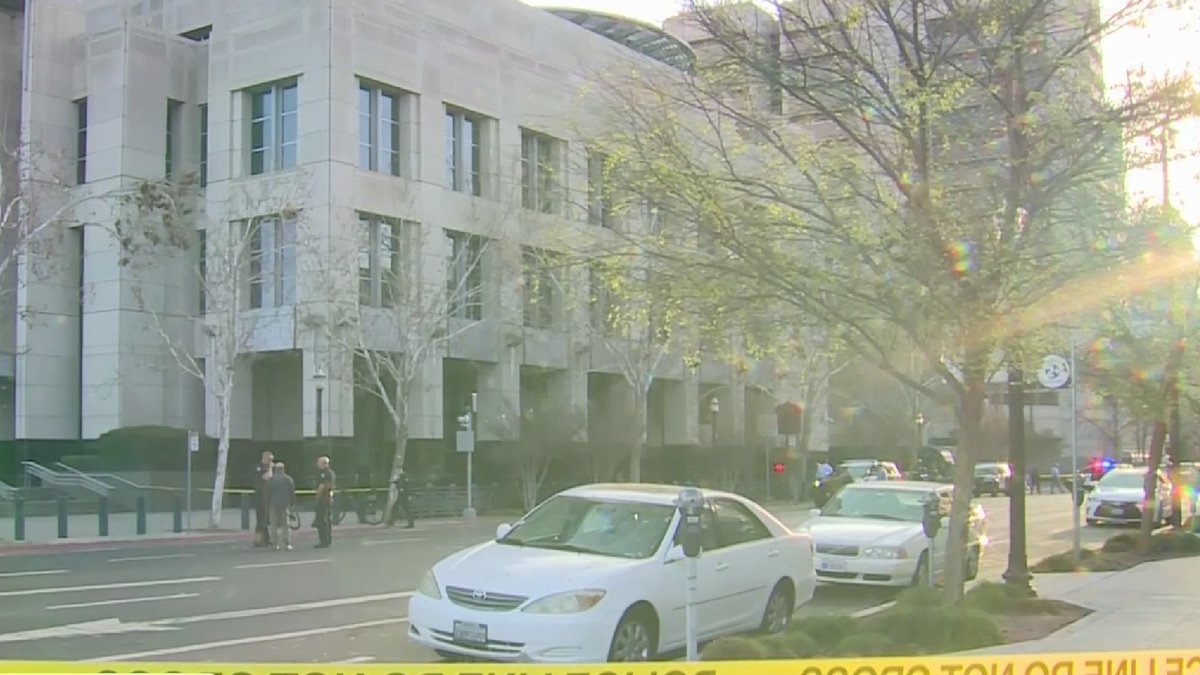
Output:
477,347,520,441
547,366,588,442
664,375,700,446
408,357,444,440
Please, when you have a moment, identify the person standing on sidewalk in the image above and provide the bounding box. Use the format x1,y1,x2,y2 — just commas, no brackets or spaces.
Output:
387,470,415,529
314,456,336,548
267,461,295,551
253,451,275,548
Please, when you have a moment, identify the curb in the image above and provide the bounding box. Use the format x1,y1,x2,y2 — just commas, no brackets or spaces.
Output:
0,523,382,556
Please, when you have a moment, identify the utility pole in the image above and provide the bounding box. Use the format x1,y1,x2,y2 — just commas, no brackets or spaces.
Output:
1003,367,1034,596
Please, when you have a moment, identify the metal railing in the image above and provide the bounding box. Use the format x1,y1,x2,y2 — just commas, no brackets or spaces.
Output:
21,461,111,497
0,479,14,500
55,462,147,491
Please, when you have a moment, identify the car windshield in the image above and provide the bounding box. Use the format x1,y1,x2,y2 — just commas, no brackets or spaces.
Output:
1099,471,1150,489
841,463,874,479
820,487,928,522
496,495,675,559
975,465,1002,476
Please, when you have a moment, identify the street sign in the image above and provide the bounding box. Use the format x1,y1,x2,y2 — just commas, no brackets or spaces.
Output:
456,430,475,454
1037,355,1071,389
187,430,200,453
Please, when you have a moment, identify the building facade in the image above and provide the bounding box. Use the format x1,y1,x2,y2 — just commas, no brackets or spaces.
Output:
0,0,805,480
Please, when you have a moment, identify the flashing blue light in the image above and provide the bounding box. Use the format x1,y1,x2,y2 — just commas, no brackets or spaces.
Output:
1103,459,1114,469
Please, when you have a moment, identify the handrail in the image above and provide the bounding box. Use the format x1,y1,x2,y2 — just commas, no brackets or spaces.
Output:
46,462,114,493
20,461,110,497
55,462,143,491
0,479,13,499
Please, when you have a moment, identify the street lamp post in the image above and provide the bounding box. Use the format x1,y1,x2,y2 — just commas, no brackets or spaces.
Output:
914,412,926,446
709,397,720,447
314,366,326,439
1002,367,1035,596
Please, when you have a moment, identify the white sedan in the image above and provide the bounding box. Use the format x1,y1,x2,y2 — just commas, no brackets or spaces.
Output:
407,483,817,663
1085,467,1173,526
800,481,987,587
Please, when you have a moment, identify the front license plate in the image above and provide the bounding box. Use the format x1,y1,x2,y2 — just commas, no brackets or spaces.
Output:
819,559,848,572
453,620,488,645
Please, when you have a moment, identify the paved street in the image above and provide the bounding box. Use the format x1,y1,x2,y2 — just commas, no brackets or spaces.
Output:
0,493,1111,664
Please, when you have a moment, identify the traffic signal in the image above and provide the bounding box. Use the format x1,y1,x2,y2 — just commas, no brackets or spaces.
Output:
772,462,787,474
775,401,803,435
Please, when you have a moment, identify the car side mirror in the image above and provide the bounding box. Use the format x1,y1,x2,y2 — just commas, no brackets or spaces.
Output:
495,523,512,540
665,544,687,564
809,508,822,519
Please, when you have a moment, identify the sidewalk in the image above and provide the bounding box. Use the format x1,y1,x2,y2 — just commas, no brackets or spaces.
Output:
962,557,1199,653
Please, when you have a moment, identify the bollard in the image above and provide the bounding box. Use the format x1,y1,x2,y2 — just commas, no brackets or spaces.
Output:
172,496,183,533
13,497,24,541
240,492,251,530
57,495,68,538
136,495,147,535
98,496,109,537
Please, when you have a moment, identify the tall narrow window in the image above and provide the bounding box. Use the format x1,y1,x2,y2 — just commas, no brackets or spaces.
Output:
166,99,183,177
199,103,209,187
444,105,485,196
520,128,564,214
197,230,207,314
587,151,612,228
248,80,298,175
74,98,88,185
358,79,413,177
445,230,484,321
357,213,409,308
247,216,297,309
522,248,557,329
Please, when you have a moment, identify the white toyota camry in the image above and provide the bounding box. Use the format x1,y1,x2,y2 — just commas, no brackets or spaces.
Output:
407,483,817,663
800,481,987,587
1085,467,1173,526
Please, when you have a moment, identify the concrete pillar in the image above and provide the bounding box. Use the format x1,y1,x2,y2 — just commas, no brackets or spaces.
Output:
205,354,253,440
547,366,588,442
477,348,520,441
408,357,444,440
663,376,700,446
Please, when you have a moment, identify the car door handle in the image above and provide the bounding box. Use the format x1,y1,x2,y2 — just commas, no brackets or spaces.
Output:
716,562,730,571
767,550,780,558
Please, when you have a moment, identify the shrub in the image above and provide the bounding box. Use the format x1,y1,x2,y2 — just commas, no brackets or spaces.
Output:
964,582,1019,611
894,585,945,608
778,630,822,658
1103,533,1139,553
1151,530,1200,554
1031,548,1098,573
789,615,857,645
700,636,771,661
945,608,1005,650
867,605,1001,653
831,632,902,657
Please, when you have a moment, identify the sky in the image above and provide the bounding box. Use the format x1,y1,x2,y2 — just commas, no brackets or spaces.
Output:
522,0,1199,223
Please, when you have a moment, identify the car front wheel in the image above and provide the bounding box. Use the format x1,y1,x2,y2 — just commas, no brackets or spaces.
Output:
608,608,656,662
912,552,931,586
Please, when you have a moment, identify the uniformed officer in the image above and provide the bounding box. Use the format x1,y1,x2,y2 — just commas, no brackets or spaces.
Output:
253,451,275,548
313,456,336,548
387,470,415,529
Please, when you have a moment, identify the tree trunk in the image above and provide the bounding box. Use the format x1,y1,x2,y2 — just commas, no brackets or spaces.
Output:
943,371,987,602
385,425,409,520
628,389,647,483
1139,337,1187,551
209,393,232,528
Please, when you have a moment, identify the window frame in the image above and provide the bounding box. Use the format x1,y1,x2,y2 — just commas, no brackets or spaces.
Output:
711,498,773,548
199,103,209,187
166,99,183,177
74,98,88,185
520,127,564,214
357,212,409,308
247,216,297,309
444,105,484,196
248,80,299,176
522,248,557,329
586,151,613,228
357,79,411,178
445,230,484,321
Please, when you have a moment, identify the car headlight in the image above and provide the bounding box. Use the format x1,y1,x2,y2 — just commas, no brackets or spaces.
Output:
861,547,907,559
417,569,441,599
522,589,606,614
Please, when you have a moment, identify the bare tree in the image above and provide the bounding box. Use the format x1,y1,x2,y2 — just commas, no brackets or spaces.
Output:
314,213,492,520
586,0,1196,600
487,398,587,512
112,171,303,528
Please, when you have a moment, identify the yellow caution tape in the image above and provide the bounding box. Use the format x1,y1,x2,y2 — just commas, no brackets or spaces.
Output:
1,652,1199,675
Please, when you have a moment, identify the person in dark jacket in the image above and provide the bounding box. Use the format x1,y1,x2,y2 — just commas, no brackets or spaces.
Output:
313,456,336,548
266,461,295,551
387,470,415,529
253,451,274,548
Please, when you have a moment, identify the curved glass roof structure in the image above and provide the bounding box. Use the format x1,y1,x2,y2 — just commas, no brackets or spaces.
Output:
544,7,696,72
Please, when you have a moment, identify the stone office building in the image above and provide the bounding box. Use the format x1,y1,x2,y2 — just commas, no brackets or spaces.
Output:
0,0,795,483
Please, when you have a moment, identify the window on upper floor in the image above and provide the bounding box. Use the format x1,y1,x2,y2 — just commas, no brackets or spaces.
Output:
589,264,620,335
166,99,183,177
199,104,209,187
357,212,411,308
445,230,485,321
522,248,559,330
247,80,298,175
247,216,297,309
444,105,487,196
520,128,565,214
197,229,207,314
74,98,88,185
586,151,614,228
358,79,416,178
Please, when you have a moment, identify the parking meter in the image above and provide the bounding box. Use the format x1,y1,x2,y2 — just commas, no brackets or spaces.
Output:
921,497,942,540
675,487,705,662
676,487,705,559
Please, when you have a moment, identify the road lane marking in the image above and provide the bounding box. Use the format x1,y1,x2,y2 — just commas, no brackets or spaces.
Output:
82,617,409,661
47,593,200,610
0,576,221,598
234,558,330,570
361,537,426,546
851,601,896,618
164,590,415,625
108,553,195,563
337,657,377,664
0,618,182,643
0,570,68,578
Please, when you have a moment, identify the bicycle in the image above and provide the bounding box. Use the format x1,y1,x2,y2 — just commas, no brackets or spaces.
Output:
332,490,385,525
